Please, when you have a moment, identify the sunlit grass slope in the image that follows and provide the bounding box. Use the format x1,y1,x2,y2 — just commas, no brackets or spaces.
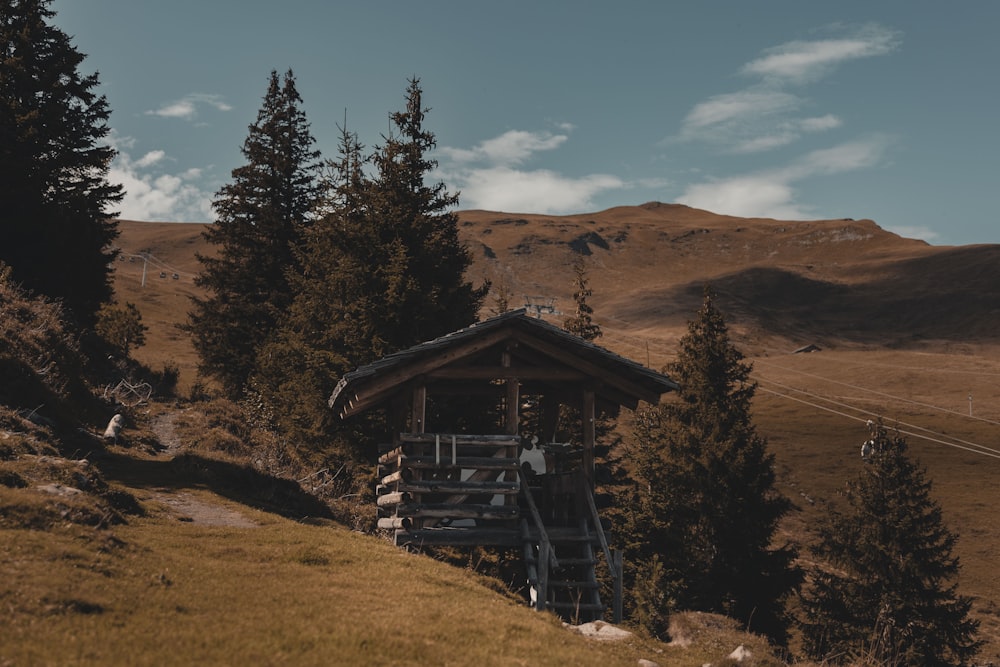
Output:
0,513,781,666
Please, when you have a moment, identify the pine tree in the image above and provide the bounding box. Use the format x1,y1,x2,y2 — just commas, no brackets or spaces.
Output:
0,0,122,322
255,79,486,451
188,69,321,397
562,255,602,341
252,124,366,445
620,287,799,642
365,77,486,351
800,421,981,666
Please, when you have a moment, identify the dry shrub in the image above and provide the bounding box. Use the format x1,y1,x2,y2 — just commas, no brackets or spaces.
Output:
0,265,92,423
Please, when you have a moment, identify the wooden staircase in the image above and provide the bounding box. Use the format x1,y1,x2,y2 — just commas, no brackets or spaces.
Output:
522,521,604,622
518,468,622,623
375,432,622,622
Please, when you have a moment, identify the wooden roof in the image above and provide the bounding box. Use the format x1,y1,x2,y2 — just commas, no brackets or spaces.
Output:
328,309,677,419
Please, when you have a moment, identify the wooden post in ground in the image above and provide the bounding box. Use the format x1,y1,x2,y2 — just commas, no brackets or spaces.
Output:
582,389,596,485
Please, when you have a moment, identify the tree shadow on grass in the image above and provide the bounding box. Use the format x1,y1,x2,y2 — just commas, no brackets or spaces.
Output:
94,448,333,521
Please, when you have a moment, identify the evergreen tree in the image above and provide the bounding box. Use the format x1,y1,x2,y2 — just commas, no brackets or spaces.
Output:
252,124,366,445
365,77,486,352
0,0,122,322
188,69,321,397
620,287,799,642
562,255,602,341
255,79,486,451
487,272,513,316
95,301,146,357
800,421,981,666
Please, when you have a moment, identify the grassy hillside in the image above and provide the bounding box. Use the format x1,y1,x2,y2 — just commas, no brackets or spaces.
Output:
1,413,783,667
36,205,1000,663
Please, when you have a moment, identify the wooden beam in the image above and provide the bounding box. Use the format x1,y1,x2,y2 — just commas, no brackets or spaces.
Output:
411,385,426,434
394,528,523,548
511,331,663,405
395,503,519,520
427,366,587,381
503,351,519,436
338,327,514,417
583,389,596,485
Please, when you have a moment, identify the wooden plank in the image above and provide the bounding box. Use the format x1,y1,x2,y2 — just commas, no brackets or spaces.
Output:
394,528,522,547
380,469,412,486
545,601,605,612
510,330,662,406
376,491,410,507
399,480,520,495
377,446,404,465
395,503,519,520
377,517,412,530
412,385,426,434
583,389,596,484
399,433,520,446
396,455,521,471
339,327,515,417
427,366,587,381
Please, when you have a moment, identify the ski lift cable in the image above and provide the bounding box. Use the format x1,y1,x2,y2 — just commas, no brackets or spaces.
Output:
755,359,1000,427
756,375,1000,457
758,385,1000,461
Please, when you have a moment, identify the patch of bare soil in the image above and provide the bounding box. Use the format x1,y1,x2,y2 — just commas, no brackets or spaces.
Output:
152,489,257,528
148,409,258,528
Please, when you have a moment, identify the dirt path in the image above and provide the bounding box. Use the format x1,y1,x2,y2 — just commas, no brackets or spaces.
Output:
147,409,258,528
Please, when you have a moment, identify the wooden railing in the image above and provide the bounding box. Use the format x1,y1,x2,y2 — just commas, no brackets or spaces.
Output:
376,433,521,544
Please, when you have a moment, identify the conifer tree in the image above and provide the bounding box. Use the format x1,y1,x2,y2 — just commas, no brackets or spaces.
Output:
252,124,367,444
800,421,981,666
620,287,799,642
365,77,486,351
0,0,122,322
255,79,486,450
188,69,321,397
562,255,602,341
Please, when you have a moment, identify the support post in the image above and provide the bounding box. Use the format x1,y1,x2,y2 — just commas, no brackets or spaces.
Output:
582,389,596,484
537,540,549,612
613,549,623,624
411,385,426,434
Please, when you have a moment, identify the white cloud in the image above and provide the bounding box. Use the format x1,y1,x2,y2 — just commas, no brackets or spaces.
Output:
454,166,623,214
792,138,888,176
438,127,626,214
440,129,568,167
146,93,232,121
683,90,800,133
134,150,166,168
680,176,803,219
673,24,897,154
799,114,842,132
109,140,214,222
742,25,901,83
678,137,889,219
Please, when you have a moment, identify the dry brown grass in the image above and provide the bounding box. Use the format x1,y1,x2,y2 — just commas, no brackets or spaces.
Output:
110,205,1000,663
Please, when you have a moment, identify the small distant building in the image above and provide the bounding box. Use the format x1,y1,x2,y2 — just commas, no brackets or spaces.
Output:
328,309,677,622
793,343,822,354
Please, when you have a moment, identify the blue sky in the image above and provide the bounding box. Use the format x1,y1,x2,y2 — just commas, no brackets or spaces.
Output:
51,1,999,245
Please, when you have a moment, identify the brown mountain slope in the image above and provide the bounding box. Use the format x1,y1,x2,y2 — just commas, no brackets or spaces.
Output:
113,206,1000,658
459,202,1000,353
115,203,1000,375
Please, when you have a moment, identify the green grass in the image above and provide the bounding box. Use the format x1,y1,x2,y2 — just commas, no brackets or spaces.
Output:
0,511,780,666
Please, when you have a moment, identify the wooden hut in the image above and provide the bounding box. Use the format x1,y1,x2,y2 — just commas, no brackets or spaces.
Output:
328,309,677,621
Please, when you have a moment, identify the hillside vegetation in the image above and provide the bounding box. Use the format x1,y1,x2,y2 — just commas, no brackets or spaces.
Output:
5,203,1000,664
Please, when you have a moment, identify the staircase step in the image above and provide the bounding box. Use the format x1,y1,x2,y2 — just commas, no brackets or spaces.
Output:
524,527,599,543
549,580,600,589
545,601,605,612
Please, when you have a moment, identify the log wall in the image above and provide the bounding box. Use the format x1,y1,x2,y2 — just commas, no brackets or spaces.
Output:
376,433,522,546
